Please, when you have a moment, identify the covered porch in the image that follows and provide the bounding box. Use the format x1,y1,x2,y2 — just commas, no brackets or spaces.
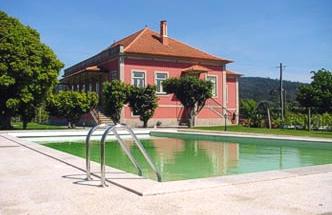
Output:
60,66,108,98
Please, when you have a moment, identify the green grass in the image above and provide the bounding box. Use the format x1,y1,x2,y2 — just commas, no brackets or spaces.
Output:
11,122,69,130
194,125,332,139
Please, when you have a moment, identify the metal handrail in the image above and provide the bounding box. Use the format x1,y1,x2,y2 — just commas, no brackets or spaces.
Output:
85,123,108,180
121,124,162,182
90,108,100,124
100,123,162,187
112,128,143,176
85,124,143,183
207,98,232,115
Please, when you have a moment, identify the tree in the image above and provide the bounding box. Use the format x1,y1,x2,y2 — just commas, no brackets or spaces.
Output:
309,69,332,113
103,80,129,124
0,11,63,129
296,85,317,131
128,85,158,128
296,69,332,131
163,76,212,128
46,91,98,128
239,99,257,127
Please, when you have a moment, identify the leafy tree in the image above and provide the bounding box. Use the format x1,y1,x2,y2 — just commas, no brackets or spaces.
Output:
0,11,63,129
163,76,212,128
103,80,129,124
296,68,332,131
128,85,158,128
309,69,332,113
296,85,317,131
46,91,98,128
322,113,332,129
239,99,257,127
284,112,306,128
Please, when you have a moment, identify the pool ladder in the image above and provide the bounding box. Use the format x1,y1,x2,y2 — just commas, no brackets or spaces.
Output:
85,123,162,187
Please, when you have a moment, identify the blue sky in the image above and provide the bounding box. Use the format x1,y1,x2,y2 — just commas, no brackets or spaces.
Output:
2,0,331,82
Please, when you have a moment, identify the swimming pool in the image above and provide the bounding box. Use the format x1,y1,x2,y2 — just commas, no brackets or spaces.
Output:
33,132,332,182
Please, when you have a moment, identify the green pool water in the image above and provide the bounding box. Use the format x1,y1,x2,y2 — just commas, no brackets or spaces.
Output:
41,135,332,181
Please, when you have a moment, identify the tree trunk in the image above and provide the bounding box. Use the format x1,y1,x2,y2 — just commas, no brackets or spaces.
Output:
188,117,193,128
267,107,272,129
68,121,76,128
0,114,12,129
308,107,311,131
187,108,195,128
23,120,28,130
192,113,196,127
143,120,148,128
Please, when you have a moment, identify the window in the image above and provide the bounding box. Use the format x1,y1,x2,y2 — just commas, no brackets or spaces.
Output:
82,84,86,92
77,84,80,91
71,85,74,91
110,70,118,80
132,71,145,87
206,75,217,96
155,72,168,94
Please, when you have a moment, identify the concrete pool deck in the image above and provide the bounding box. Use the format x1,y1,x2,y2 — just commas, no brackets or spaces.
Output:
0,132,332,214
3,127,332,142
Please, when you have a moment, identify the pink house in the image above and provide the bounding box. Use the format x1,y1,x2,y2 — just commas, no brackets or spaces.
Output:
61,20,240,127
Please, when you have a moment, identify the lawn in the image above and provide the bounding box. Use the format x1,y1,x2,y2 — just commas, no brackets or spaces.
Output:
11,122,69,130
194,125,332,139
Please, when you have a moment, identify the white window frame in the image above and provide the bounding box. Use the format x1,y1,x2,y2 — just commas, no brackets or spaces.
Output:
206,74,218,97
131,70,146,88
154,71,169,95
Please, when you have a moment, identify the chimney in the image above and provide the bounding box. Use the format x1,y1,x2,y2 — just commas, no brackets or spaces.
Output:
160,20,168,45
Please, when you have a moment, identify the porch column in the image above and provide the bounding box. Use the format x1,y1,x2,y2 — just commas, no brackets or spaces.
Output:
118,45,125,122
118,45,125,81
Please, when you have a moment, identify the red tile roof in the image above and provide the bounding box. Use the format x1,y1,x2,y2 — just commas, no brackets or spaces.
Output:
182,65,209,73
110,27,232,63
226,70,241,76
64,66,101,78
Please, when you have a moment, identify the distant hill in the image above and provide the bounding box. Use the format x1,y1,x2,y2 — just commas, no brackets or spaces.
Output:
239,77,305,103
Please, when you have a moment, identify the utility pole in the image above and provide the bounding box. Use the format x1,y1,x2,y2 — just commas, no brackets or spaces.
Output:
278,63,286,122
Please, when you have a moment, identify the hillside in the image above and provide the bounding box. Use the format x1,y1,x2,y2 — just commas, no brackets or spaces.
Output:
239,77,304,103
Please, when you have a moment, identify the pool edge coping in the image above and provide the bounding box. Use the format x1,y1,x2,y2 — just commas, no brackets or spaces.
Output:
3,132,332,196
164,129,332,143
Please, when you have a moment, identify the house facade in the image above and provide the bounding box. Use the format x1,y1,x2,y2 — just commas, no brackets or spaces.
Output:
60,21,240,127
